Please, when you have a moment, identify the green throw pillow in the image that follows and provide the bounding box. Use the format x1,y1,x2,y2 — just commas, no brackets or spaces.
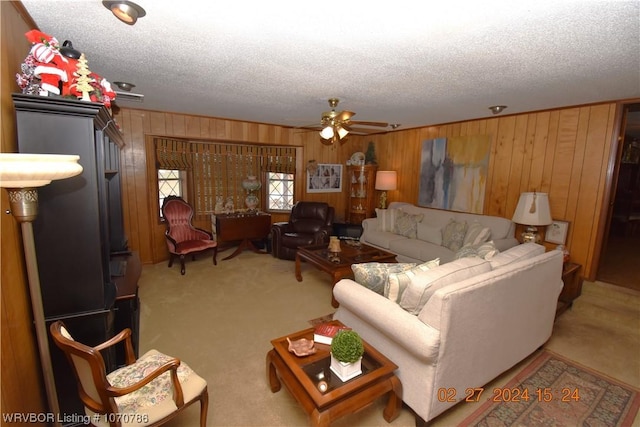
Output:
351,262,417,295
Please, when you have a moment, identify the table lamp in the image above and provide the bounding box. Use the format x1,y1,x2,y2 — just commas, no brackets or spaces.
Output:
375,171,397,209
512,191,552,243
0,153,83,422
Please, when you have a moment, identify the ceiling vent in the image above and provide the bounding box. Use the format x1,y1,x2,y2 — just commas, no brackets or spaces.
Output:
114,91,144,102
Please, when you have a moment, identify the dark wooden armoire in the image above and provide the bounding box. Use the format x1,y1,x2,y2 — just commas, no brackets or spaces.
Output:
13,94,140,421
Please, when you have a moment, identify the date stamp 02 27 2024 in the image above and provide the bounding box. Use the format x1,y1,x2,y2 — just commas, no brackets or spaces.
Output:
437,387,581,404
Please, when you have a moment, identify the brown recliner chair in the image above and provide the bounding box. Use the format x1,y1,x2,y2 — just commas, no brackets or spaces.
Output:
271,201,335,260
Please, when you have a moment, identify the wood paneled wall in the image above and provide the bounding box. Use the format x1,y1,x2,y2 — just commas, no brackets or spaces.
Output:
118,103,619,278
115,108,372,264
1,1,48,419
359,105,619,279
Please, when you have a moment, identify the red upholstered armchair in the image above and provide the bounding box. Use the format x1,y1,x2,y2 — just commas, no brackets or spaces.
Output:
161,196,217,275
271,201,335,260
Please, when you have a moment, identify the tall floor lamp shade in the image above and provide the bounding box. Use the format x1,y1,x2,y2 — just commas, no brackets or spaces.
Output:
0,153,83,422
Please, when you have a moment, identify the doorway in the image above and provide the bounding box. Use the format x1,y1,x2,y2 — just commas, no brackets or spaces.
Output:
596,103,640,292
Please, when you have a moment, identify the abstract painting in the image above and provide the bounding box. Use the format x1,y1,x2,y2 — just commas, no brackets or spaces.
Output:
418,135,491,213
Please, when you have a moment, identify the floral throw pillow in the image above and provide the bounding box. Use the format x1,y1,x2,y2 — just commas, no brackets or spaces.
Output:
393,210,424,238
442,219,468,251
352,262,417,295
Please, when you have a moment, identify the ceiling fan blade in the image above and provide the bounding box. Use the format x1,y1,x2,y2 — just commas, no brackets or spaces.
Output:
346,126,390,135
349,120,389,127
336,110,355,122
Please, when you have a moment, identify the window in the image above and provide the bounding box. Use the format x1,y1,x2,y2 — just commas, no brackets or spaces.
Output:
158,169,183,216
267,172,295,210
154,138,297,219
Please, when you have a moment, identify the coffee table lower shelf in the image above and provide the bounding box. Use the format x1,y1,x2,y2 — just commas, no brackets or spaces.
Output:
266,322,402,427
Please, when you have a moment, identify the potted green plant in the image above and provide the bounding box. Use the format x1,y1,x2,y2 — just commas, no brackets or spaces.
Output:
330,330,365,381
365,141,377,165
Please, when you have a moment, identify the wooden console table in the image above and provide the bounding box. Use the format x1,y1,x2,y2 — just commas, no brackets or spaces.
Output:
215,212,271,260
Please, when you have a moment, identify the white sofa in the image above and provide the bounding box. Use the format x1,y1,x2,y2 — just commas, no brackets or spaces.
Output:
333,243,563,426
361,202,519,264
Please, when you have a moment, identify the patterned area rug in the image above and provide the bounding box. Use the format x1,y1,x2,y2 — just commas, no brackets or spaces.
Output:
460,350,640,426
308,312,334,326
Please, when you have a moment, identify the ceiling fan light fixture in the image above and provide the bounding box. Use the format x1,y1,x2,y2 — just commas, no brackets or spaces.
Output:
319,126,334,140
336,126,349,139
102,1,146,25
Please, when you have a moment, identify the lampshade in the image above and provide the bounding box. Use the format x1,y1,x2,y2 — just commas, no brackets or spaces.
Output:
319,126,334,139
102,1,146,25
375,171,397,191
336,126,349,139
319,125,349,142
512,192,552,226
0,153,83,188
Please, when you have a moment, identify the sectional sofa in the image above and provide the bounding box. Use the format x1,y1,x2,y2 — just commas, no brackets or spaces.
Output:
360,202,519,264
333,243,563,425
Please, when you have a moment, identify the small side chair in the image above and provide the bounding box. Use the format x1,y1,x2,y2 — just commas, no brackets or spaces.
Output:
49,320,208,427
161,196,217,275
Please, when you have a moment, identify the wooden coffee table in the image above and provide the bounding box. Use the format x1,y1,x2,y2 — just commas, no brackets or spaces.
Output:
295,240,397,307
266,320,402,427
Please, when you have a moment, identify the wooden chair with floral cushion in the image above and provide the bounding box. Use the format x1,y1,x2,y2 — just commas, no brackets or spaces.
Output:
50,320,208,427
161,196,217,275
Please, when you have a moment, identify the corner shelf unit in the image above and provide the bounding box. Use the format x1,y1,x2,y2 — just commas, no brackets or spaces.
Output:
346,164,377,224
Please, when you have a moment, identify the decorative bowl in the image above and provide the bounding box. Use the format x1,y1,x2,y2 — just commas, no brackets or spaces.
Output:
287,337,316,357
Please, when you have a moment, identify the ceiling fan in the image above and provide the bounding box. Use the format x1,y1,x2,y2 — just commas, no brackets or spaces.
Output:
313,98,393,145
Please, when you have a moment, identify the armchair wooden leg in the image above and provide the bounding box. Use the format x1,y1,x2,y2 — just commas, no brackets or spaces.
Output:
179,255,186,275
212,247,218,265
199,387,209,427
168,253,175,268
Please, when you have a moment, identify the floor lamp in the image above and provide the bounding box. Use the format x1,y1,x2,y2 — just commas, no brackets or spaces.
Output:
0,153,83,422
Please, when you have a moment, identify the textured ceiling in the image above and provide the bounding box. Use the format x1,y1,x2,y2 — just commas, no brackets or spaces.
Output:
18,0,640,132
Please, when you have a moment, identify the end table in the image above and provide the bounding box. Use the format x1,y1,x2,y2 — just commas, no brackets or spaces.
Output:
556,262,583,317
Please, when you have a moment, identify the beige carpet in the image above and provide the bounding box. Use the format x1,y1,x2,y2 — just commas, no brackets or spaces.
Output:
598,235,640,292
138,251,640,426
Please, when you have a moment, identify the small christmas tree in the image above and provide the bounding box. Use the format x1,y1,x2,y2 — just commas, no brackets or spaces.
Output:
75,53,93,101
365,141,377,164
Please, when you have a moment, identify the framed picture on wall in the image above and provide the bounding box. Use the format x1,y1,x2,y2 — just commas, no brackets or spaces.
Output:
545,220,570,245
307,164,343,193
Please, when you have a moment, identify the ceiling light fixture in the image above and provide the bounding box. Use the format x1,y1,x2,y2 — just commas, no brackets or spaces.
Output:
102,1,146,25
113,81,136,91
489,105,507,115
319,98,351,145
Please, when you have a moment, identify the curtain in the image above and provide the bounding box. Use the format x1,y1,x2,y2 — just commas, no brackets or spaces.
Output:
155,138,192,169
154,138,296,217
